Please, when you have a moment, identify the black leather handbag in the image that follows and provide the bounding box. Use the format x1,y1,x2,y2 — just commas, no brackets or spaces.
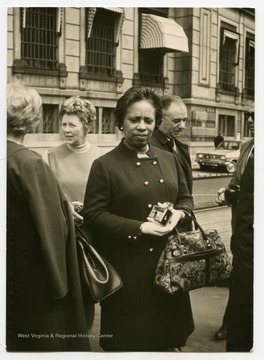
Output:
75,224,123,303
155,212,232,294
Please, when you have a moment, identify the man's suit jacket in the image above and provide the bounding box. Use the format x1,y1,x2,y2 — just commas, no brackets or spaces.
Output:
150,128,193,194
230,139,254,187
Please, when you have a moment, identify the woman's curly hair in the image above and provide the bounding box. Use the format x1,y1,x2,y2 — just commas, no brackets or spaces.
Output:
7,82,42,135
114,86,162,131
59,97,96,133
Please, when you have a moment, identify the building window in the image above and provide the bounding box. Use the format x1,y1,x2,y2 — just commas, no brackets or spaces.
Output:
219,115,235,137
137,8,168,85
92,108,116,134
245,37,255,97
219,28,240,92
21,8,58,71
30,104,59,134
139,50,164,84
85,8,116,77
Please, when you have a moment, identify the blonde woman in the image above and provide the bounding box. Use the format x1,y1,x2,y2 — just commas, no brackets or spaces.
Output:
7,83,91,351
43,96,104,222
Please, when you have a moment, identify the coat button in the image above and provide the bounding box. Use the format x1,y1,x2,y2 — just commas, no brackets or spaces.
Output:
128,235,132,239
147,204,152,208
149,248,153,252
144,181,149,186
136,162,141,167
133,236,137,240
159,179,164,184
152,161,157,165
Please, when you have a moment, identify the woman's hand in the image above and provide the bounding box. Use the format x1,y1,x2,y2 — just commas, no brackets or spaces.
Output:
70,201,84,223
141,203,185,236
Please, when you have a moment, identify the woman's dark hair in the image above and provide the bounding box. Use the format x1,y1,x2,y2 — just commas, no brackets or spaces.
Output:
114,86,162,130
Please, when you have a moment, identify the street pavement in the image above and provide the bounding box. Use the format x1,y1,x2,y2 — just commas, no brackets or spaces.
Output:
89,206,232,353
192,164,232,210
193,175,231,210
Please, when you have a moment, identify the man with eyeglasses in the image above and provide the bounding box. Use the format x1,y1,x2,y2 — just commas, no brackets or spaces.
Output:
149,95,192,195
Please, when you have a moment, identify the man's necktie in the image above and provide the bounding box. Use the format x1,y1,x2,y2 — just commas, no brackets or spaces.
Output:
167,139,178,154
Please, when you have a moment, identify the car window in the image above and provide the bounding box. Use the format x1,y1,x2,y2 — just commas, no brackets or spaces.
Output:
230,142,239,150
218,141,228,149
220,141,240,150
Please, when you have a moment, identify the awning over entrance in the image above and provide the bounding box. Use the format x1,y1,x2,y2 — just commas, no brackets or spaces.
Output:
140,14,189,53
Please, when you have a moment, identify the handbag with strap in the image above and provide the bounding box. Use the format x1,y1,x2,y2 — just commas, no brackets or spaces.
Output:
75,224,123,303
154,212,232,294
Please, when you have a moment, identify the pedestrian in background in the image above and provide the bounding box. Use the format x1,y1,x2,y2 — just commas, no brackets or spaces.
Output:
6,82,91,351
43,96,104,224
149,94,192,194
83,86,194,352
214,131,224,148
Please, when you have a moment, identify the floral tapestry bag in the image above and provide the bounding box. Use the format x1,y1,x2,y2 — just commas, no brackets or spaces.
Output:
155,212,232,294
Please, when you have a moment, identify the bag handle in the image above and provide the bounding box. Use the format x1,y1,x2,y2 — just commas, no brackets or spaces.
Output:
175,210,208,240
75,223,110,283
78,240,110,284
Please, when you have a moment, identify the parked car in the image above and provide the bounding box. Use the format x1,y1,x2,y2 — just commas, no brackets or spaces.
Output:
196,140,243,173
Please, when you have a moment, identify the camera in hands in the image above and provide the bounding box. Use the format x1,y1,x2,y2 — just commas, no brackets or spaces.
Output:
74,204,84,216
148,202,174,226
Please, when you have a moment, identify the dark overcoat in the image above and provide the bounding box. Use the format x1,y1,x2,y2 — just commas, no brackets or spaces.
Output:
149,128,193,194
7,140,91,352
227,145,254,352
83,140,194,351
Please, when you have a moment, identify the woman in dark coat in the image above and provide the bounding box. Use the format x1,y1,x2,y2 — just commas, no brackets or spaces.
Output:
6,82,91,351
83,86,194,352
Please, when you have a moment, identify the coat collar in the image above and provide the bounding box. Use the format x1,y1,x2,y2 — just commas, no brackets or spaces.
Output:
152,128,188,150
152,128,170,146
117,138,156,158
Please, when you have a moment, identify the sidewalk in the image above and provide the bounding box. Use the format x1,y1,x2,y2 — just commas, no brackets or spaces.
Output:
89,206,231,352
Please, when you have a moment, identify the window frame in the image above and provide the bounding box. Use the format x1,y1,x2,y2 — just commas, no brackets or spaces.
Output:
134,8,169,87
218,114,235,137
244,36,255,97
79,7,124,84
219,27,240,93
85,8,117,79
13,7,67,78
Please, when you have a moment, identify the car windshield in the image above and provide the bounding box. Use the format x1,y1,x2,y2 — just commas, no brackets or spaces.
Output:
217,141,240,150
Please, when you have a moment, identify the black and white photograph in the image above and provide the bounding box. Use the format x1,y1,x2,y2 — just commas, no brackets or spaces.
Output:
1,0,263,358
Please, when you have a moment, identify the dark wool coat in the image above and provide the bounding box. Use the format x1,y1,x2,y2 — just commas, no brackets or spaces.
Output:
7,141,91,352
227,144,254,352
149,128,193,194
83,140,194,351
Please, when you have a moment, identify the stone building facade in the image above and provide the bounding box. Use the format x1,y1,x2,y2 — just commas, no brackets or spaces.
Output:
7,7,255,156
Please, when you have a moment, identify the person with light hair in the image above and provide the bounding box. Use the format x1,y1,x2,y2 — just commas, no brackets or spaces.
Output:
7,82,91,351
43,96,104,223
